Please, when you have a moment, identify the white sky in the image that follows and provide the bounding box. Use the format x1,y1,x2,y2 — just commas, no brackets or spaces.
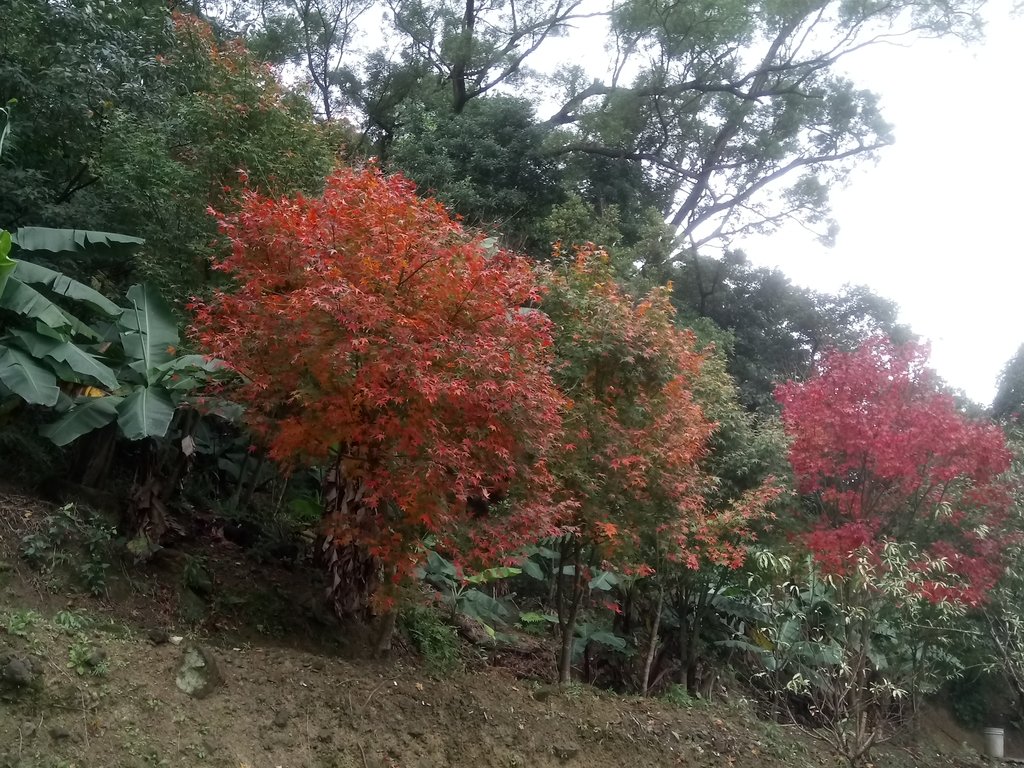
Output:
362,1,1022,405
739,0,1024,406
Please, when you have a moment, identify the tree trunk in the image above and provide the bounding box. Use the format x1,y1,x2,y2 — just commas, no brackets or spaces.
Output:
685,607,700,694
77,422,118,488
160,408,200,504
641,582,665,696
557,539,584,685
677,589,689,686
451,0,476,112
374,609,397,657
321,450,379,618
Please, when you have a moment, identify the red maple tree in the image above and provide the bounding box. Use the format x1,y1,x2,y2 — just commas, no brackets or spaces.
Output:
191,166,565,615
776,337,1013,604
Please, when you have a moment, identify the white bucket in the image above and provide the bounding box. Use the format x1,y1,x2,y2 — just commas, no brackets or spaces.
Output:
984,727,1005,759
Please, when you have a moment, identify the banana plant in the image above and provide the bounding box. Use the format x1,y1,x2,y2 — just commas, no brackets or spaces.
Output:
0,227,227,445
0,228,125,407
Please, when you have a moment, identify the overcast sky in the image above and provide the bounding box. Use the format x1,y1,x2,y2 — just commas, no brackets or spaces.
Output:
738,0,1024,406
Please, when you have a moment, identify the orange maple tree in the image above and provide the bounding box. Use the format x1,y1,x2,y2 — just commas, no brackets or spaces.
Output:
191,166,565,613
539,246,776,683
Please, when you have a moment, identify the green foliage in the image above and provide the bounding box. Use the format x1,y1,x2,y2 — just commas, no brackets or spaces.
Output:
53,610,93,635
400,604,461,675
67,634,107,676
1,2,332,301
388,96,562,251
671,253,909,411
419,550,518,636
0,228,229,447
993,343,1024,420
662,683,709,709
20,503,117,595
3,609,42,639
722,549,973,767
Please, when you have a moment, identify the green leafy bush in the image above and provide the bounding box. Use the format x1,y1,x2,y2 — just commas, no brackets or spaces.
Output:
400,605,460,675
20,503,117,595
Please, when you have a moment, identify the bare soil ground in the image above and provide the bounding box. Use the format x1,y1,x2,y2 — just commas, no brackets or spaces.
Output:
0,487,990,768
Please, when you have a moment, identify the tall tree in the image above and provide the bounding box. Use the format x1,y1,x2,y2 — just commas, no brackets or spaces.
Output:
1,4,333,300
670,252,908,410
777,336,1013,605
192,167,565,639
204,0,375,119
388,95,563,250
389,0,595,113
993,343,1024,420
774,336,1013,765
546,0,982,256
0,0,171,229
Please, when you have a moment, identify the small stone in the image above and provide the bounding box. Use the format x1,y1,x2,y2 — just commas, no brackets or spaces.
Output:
49,726,71,741
86,649,107,668
175,645,223,699
148,629,170,645
553,743,580,761
272,709,290,728
184,564,214,596
2,657,35,688
169,636,184,646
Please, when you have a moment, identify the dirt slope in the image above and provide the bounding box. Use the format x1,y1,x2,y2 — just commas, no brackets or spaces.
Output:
0,488,988,768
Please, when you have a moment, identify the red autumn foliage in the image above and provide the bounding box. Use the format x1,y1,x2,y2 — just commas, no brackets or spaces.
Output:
777,337,1013,604
541,246,778,573
191,166,565,584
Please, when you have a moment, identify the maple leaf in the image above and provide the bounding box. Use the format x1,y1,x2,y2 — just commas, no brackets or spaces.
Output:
777,336,1013,605
192,166,566,598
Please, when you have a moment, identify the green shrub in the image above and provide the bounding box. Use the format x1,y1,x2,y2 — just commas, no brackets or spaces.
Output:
20,503,117,595
400,605,460,675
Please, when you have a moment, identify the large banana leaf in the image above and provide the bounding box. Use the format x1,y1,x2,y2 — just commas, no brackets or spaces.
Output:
0,347,59,405
0,278,74,333
115,386,175,440
11,227,144,253
40,396,122,446
119,284,179,375
12,260,122,317
9,329,119,390
154,354,224,374
0,231,14,294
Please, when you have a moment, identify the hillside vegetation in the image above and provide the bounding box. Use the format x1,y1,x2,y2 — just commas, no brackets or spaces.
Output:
3,2,1024,767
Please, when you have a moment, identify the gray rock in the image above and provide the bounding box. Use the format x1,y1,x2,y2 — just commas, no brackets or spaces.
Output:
1,657,35,688
175,645,223,699
553,742,580,761
184,564,214,596
272,709,290,728
48,726,71,741
148,629,170,645
86,648,107,668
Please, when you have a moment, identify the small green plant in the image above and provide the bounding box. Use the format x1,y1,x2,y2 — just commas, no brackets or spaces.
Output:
67,634,107,676
400,604,460,675
418,549,519,637
662,684,709,709
20,503,116,595
4,608,42,638
54,610,92,634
